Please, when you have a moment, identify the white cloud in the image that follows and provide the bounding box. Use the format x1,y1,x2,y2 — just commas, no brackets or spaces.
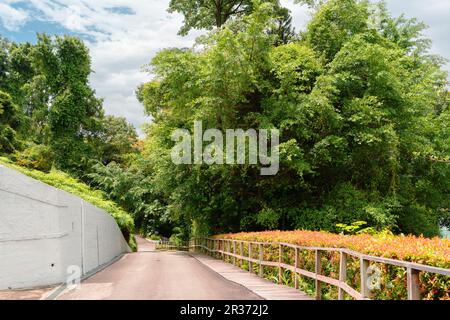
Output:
1,0,203,135
0,2,28,31
0,0,448,135
281,0,310,31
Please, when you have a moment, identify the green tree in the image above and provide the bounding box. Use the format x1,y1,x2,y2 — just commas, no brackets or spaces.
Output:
87,159,174,237
268,7,296,45
0,37,9,92
304,0,369,62
168,0,285,35
138,0,449,237
0,91,21,153
29,34,104,172
99,115,139,165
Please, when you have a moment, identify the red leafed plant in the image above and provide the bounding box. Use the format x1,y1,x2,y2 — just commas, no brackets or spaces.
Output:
213,230,450,300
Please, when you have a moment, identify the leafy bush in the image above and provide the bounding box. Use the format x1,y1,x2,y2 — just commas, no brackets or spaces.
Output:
335,221,377,235
396,204,441,238
169,227,186,245
0,157,136,251
215,230,450,300
14,144,54,172
148,234,161,241
87,161,174,237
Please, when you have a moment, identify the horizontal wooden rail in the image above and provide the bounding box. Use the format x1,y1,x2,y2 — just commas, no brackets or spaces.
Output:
156,240,189,251
189,237,450,300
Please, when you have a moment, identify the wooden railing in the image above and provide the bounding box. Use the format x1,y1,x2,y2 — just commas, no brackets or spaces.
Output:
156,240,189,251
189,237,450,300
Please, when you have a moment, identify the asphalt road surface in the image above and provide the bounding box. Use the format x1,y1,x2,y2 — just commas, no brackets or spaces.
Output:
59,236,261,300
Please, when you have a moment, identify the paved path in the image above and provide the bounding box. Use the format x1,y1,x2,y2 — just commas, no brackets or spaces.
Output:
58,237,261,300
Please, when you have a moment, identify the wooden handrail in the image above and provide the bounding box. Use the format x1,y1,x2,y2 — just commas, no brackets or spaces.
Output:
189,237,450,300
156,240,189,251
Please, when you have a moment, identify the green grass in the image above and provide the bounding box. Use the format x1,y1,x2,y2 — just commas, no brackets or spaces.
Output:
0,156,137,251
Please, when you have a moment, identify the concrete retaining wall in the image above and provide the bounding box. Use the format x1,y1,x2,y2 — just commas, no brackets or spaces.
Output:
0,165,131,290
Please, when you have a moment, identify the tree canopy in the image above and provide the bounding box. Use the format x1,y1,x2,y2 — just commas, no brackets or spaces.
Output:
0,34,138,174
137,0,449,237
0,0,448,241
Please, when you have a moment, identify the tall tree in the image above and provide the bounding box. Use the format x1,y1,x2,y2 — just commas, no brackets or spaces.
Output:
0,37,9,92
99,115,139,165
29,34,104,171
168,0,280,35
0,91,21,153
139,0,449,237
268,7,296,45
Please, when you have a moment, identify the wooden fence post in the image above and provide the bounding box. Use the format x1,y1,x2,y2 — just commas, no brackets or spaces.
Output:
259,243,263,277
249,243,253,273
338,251,347,300
315,249,322,300
407,268,421,300
240,242,244,268
278,244,282,283
360,258,370,299
233,240,236,265
294,247,299,290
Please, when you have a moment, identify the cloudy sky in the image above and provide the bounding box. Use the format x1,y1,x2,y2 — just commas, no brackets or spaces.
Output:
0,0,449,135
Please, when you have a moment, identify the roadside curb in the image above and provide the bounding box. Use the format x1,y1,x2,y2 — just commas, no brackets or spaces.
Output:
44,253,127,300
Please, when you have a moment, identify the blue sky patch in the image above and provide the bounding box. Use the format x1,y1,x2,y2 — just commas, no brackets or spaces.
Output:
105,6,135,15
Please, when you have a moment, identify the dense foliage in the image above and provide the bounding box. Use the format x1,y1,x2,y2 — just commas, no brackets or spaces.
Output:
137,0,449,238
212,230,450,299
0,34,139,173
0,91,21,153
87,159,175,237
0,0,448,252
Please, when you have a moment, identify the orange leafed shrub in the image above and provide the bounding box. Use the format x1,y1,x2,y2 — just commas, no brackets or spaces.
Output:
213,230,449,299
214,230,450,268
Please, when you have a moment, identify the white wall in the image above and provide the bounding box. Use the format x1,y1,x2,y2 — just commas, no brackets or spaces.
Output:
0,165,131,290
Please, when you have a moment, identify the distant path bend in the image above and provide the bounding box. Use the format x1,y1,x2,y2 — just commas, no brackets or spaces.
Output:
58,236,261,300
